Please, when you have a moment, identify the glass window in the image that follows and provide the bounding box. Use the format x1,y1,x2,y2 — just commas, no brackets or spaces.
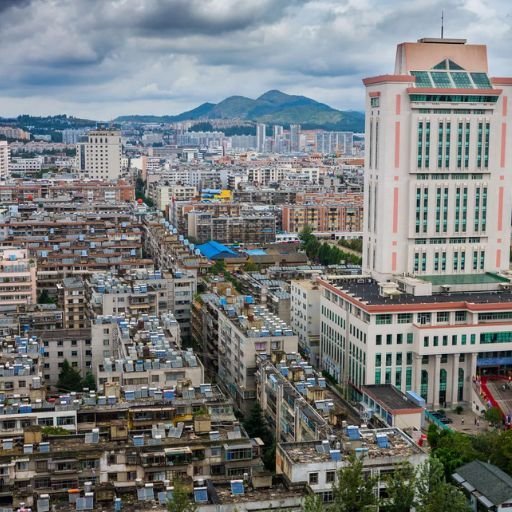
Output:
437,312,449,323
376,314,392,325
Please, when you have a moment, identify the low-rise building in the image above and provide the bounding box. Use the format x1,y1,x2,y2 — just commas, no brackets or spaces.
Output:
277,426,427,504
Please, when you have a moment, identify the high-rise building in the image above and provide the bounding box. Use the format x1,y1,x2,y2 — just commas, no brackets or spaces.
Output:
0,141,9,180
83,129,122,180
290,124,301,152
316,131,354,155
363,37,511,281
272,124,284,152
317,38,512,409
256,123,266,152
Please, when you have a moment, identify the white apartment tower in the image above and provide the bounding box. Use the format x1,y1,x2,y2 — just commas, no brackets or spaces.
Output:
256,123,266,152
290,124,301,152
317,38,512,409
84,129,122,180
0,141,9,180
363,38,512,281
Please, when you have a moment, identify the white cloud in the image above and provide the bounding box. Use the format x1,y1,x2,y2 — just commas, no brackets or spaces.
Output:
0,0,510,118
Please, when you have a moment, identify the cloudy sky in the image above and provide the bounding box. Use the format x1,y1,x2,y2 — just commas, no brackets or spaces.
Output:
1,0,511,120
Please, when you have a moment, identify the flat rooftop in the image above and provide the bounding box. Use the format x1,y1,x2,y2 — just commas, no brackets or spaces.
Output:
361,385,423,412
325,277,512,307
421,273,509,286
280,427,423,464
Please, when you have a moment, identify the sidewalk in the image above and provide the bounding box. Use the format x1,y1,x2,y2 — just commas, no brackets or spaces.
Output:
443,408,489,435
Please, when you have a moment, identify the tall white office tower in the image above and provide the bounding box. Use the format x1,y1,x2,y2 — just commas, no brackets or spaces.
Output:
363,38,512,281
256,123,266,153
0,141,9,180
84,129,122,180
290,124,301,152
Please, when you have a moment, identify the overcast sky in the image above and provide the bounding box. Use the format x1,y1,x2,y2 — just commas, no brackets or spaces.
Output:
1,0,511,120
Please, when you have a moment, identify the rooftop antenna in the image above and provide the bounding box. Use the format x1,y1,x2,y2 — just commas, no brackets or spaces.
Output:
441,10,444,39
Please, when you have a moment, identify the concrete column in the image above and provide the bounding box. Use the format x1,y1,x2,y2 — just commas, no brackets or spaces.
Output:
433,355,441,408
450,353,459,406
469,352,478,378
414,354,422,395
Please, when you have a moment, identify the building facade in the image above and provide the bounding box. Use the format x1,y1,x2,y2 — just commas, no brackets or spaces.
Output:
0,141,9,180
84,129,122,180
318,38,512,409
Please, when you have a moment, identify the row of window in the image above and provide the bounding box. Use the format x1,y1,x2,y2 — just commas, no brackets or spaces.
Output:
375,351,414,367
376,333,414,346
413,248,485,273
423,334,476,347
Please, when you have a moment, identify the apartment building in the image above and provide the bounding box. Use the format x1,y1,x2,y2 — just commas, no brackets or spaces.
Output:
290,280,321,368
0,179,134,204
94,313,203,392
256,353,341,444
143,217,211,276
35,328,92,386
56,277,87,330
0,247,37,307
217,297,298,413
315,131,354,156
0,209,152,294
282,193,364,235
83,129,122,180
0,336,45,402
277,426,427,504
0,141,9,180
8,157,43,177
0,385,269,511
154,184,197,211
187,207,277,245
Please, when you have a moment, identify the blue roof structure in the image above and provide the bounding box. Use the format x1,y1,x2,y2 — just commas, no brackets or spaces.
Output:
197,241,238,260
245,249,267,256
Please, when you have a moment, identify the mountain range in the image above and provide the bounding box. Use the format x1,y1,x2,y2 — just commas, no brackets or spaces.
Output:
114,90,364,132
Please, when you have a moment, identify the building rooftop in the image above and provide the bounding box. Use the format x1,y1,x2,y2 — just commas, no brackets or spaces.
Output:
280,427,423,464
421,273,509,286
322,277,512,308
453,460,512,507
361,385,423,413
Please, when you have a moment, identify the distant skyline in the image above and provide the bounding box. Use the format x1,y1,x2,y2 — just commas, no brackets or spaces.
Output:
1,0,511,119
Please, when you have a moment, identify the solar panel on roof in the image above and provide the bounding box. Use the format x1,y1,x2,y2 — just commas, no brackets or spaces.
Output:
231,480,245,495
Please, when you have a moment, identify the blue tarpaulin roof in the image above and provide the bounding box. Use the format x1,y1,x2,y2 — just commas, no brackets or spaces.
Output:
197,241,238,260
245,249,267,256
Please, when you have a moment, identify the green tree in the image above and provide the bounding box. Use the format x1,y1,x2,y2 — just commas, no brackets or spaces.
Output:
210,260,226,275
167,480,197,512
243,260,258,272
243,403,275,471
485,406,502,427
331,454,379,512
38,289,56,304
57,360,83,392
384,462,416,512
299,225,314,244
82,372,97,391
415,458,469,512
302,494,325,512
